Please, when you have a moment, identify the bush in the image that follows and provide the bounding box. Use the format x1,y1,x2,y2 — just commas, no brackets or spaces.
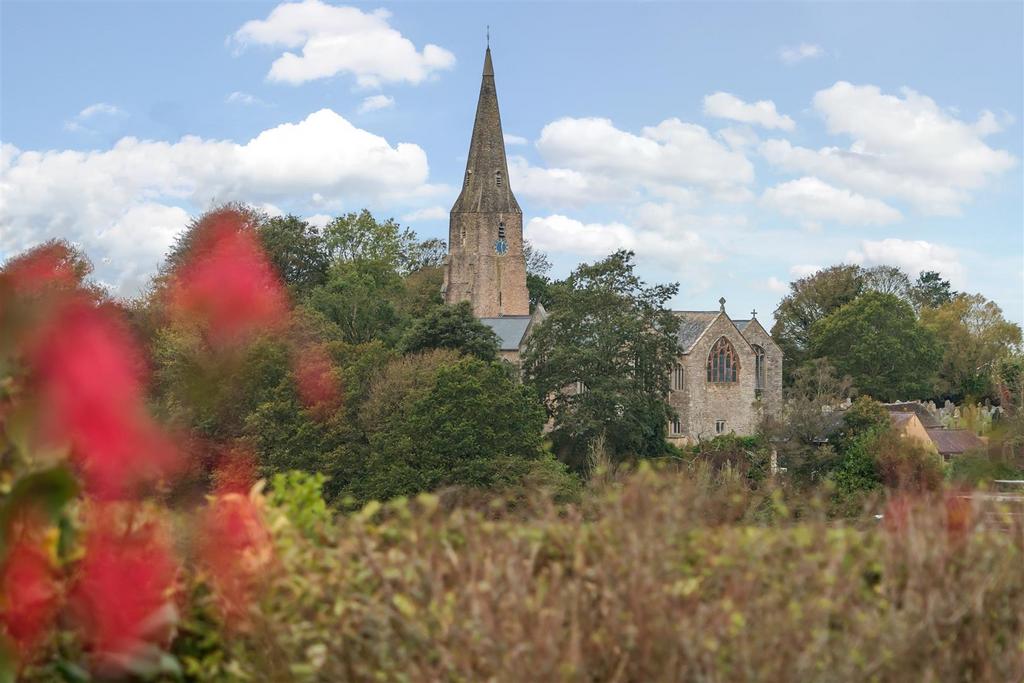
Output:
214,468,1024,682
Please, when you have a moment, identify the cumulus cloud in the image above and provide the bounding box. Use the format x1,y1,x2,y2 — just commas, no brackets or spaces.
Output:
358,94,395,113
766,276,789,293
1,109,434,293
508,156,629,207
849,238,966,288
703,92,795,131
539,117,754,190
761,82,1017,215
779,43,823,64
503,134,528,146
401,206,447,222
233,1,455,87
761,176,902,228
717,126,760,151
524,203,727,276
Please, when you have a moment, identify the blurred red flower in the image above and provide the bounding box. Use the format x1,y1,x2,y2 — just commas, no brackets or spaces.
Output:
944,490,973,542
168,212,287,347
30,300,179,499
293,344,342,418
71,522,179,662
212,445,259,496
0,540,60,659
1,242,77,295
198,493,272,620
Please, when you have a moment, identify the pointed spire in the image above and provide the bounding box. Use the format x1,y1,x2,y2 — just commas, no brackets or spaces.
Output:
452,45,519,214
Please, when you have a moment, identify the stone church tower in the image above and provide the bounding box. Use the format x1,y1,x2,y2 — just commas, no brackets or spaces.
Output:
443,46,529,318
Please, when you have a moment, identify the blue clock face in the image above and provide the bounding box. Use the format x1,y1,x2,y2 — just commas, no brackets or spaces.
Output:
495,238,508,255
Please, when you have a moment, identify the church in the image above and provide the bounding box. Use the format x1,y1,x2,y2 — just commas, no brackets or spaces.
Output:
442,46,782,443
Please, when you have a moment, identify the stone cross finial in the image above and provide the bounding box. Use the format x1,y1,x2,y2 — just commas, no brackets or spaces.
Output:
719,297,726,312
751,308,757,319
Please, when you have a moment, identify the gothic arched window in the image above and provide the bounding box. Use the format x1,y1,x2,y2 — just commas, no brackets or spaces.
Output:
707,337,739,383
753,345,766,394
495,170,503,187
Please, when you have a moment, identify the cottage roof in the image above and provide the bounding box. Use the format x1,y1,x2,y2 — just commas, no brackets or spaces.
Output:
886,402,943,429
479,315,532,351
926,428,985,455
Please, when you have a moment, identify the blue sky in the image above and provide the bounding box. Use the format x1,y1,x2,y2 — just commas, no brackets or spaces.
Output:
2,1,1022,325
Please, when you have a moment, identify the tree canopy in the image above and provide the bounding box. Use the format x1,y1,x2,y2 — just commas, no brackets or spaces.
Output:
522,250,680,469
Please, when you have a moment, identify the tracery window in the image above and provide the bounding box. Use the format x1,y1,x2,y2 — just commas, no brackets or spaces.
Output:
672,364,684,391
753,345,766,395
706,337,739,383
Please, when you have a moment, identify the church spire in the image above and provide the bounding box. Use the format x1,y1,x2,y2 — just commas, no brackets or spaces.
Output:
451,45,519,214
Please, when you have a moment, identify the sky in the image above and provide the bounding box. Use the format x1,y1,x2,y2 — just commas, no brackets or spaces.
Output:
2,1,1022,326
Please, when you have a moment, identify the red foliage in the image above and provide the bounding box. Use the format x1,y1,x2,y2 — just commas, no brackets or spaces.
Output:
29,300,179,499
212,445,259,496
1,242,78,295
71,520,179,660
0,540,60,659
168,212,287,347
198,494,272,620
293,344,342,418
882,494,912,536
944,490,973,542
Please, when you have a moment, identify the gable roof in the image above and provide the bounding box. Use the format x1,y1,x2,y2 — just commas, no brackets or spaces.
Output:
733,319,751,332
886,402,943,429
479,315,532,351
672,311,759,355
926,428,986,455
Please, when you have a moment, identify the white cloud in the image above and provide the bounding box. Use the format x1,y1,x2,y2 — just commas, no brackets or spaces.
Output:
525,205,724,275
850,238,966,288
233,1,455,87
717,125,759,151
703,92,795,131
1,109,433,293
779,43,824,65
761,176,902,228
536,116,754,196
305,213,332,228
358,94,395,113
508,156,628,207
401,206,447,222
64,102,124,132
761,82,1017,215
226,91,265,106
503,134,528,146
789,264,822,278
766,276,788,293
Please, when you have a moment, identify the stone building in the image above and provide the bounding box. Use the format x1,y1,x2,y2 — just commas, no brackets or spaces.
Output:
443,46,543,360
443,47,783,441
667,299,783,443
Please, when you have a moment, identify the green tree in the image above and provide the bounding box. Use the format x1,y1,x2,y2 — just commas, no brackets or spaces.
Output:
399,302,500,361
771,264,864,382
324,210,440,275
306,260,405,345
920,293,1022,400
861,265,912,301
522,250,680,469
809,292,941,401
354,356,547,502
257,215,329,297
911,270,955,310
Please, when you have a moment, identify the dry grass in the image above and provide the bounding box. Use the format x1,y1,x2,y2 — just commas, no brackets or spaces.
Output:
206,467,1024,682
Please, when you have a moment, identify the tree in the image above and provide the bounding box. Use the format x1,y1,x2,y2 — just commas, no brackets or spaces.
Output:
353,356,547,502
324,210,439,275
306,260,405,345
256,215,329,297
920,293,1022,399
522,250,680,469
771,264,864,382
861,265,912,301
911,270,955,310
809,292,941,401
399,302,500,361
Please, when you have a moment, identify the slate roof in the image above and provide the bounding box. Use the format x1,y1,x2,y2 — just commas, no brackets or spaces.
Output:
672,311,759,353
886,402,943,429
926,428,986,455
673,311,720,352
479,316,532,351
